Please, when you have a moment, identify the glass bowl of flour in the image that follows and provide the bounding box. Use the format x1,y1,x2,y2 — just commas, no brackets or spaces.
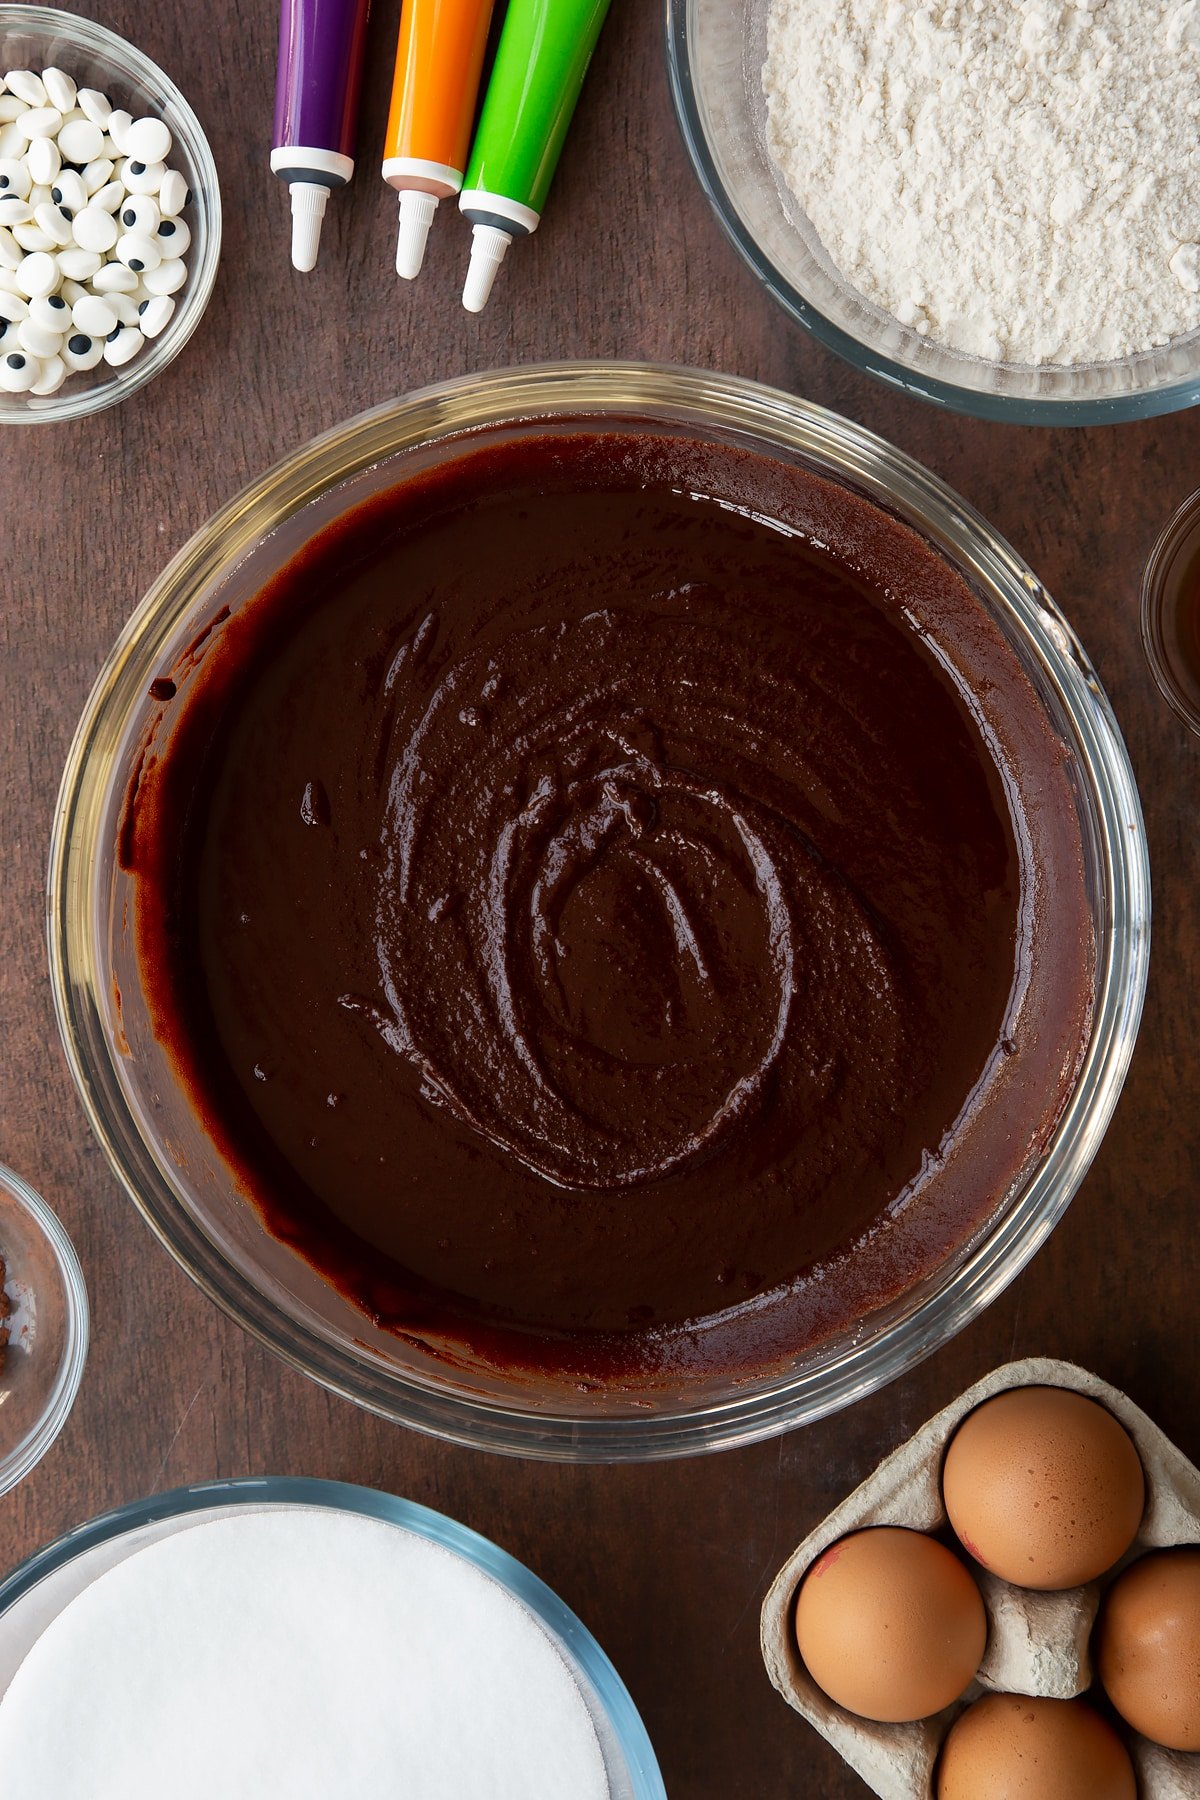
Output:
666,0,1200,422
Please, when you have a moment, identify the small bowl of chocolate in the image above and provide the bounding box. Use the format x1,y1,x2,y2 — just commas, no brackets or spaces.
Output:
0,1165,89,1495
1142,487,1200,736
48,364,1150,1459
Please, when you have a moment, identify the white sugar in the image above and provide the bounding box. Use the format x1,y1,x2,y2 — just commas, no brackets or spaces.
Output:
0,1507,610,1798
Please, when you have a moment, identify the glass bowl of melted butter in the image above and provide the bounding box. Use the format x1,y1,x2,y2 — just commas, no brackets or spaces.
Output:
48,364,1150,1459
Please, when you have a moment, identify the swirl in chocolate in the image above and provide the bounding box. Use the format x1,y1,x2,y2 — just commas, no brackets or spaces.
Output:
372,594,907,1192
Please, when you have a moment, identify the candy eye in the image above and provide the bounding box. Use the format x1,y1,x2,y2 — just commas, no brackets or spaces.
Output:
0,348,38,391
138,294,176,337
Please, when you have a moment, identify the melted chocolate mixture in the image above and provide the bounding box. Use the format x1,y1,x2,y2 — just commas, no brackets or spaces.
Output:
125,430,1092,1386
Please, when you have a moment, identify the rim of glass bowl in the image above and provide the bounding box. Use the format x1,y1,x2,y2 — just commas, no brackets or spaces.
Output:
0,6,221,425
0,1475,667,1799
47,363,1151,1461
0,1163,89,1498
663,0,1200,426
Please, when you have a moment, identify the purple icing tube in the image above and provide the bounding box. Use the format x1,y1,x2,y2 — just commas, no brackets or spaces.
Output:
271,0,372,271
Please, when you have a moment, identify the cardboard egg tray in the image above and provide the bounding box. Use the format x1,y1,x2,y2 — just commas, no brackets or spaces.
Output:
760,1358,1200,1798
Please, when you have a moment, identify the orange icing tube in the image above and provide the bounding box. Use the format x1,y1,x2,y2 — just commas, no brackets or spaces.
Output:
382,0,495,278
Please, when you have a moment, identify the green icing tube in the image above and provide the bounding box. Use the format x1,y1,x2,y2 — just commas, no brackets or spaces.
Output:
460,0,613,311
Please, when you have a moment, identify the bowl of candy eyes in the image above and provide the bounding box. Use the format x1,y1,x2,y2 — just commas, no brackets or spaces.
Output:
0,6,220,422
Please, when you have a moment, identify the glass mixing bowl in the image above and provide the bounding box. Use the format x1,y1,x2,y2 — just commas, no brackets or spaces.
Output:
665,0,1200,424
48,363,1150,1460
0,1477,666,1798
0,6,221,424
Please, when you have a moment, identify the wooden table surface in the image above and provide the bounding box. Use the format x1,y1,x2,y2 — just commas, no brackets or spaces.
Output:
2,2,1197,1793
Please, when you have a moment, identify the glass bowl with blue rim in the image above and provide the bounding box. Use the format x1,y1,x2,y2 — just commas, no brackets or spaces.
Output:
0,6,220,423
0,1476,667,1798
664,0,1200,424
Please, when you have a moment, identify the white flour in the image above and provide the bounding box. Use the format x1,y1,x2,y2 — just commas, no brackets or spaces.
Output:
763,0,1200,365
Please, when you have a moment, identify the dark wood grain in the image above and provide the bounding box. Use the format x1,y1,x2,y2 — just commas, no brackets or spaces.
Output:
1,3,1197,1794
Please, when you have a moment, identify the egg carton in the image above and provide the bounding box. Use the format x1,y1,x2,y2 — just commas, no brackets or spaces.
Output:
760,1357,1200,1798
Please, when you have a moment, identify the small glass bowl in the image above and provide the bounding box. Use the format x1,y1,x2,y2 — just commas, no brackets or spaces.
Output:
1141,489,1200,737
0,6,221,424
48,364,1150,1460
664,0,1200,424
0,1477,666,1798
0,1164,88,1497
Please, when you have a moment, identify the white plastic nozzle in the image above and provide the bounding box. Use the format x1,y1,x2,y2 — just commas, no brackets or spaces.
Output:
463,223,513,313
396,190,440,280
289,181,329,272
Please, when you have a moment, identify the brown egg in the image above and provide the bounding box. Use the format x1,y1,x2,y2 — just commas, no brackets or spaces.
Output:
1096,1545,1200,1750
942,1386,1144,1589
793,1526,986,1723
937,1694,1137,1800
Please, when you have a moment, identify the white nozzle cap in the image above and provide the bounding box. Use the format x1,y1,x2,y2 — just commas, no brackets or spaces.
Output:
463,222,512,313
396,190,439,280
289,180,329,272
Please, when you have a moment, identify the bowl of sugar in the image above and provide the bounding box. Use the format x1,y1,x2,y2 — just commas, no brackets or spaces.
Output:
666,0,1200,423
0,1478,665,1798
